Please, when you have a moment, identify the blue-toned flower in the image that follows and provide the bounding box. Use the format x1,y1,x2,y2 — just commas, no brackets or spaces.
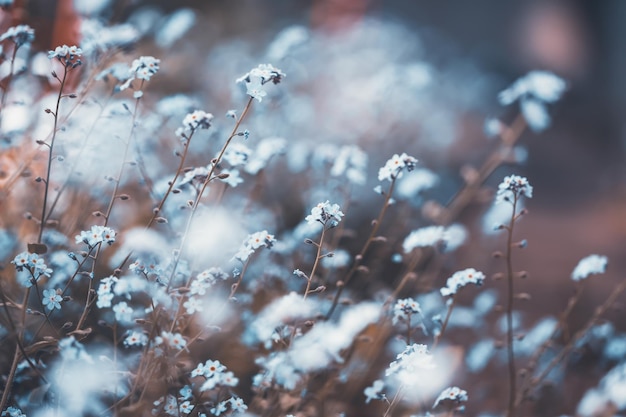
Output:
11,251,53,285
305,200,344,228
0,24,35,46
386,343,435,377
233,230,276,262
218,169,244,188
440,268,485,297
183,297,203,314
75,225,116,247
378,153,418,182
123,330,148,347
498,71,566,132
42,288,63,311
571,254,608,281
112,301,134,323
496,175,533,203
433,386,468,410
364,379,385,403
1,406,26,417
179,401,193,415
229,397,247,413
48,44,82,67
118,55,160,91
402,226,446,253
392,297,421,324
155,331,187,350
236,63,285,102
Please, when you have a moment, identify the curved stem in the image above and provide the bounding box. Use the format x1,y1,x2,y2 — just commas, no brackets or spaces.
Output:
433,295,456,350
304,225,327,300
505,196,518,417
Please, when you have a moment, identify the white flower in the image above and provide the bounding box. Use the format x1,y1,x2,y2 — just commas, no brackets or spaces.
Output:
0,24,35,46
218,169,244,188
42,288,63,311
403,226,446,252
386,343,435,378
496,175,533,203
378,153,418,182
364,379,386,403
392,297,421,324
498,70,566,132
571,254,608,281
305,200,344,228
440,268,485,297
236,63,285,102
232,230,276,262
433,386,468,410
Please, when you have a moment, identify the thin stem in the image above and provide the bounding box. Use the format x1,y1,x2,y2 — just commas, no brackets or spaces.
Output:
505,196,519,417
0,44,19,125
432,296,456,350
0,288,31,412
304,226,327,300
326,177,397,319
38,65,69,244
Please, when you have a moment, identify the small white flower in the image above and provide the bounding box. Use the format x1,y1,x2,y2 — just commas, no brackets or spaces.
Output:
402,226,446,253
378,153,418,182
433,386,468,410
440,268,485,297
305,201,344,228
496,175,533,203
364,379,386,403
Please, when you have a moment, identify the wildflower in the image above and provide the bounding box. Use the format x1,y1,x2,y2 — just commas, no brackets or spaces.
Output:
496,175,533,203
223,143,252,166
192,359,226,379
0,25,35,46
330,145,368,185
1,407,26,417
48,44,82,68
75,225,116,248
498,70,566,132
155,331,186,350
112,301,134,323
393,297,421,324
229,397,247,413
42,288,63,311
364,379,386,403
11,251,53,286
96,276,118,308
305,200,344,228
386,343,435,377
571,254,608,281
378,153,418,182
179,401,193,415
183,297,204,314
180,110,214,133
236,63,285,102
210,401,228,416
123,331,148,347
402,226,446,252
118,56,160,91
440,268,485,297
218,169,244,188
232,230,276,262
433,386,468,410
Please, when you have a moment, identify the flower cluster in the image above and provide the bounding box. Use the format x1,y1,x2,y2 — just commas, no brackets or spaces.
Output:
236,63,285,102
305,200,344,228
1,407,25,417
210,396,247,416
154,331,187,350
571,254,608,281
190,267,229,296
378,152,418,182
440,268,485,297
96,276,119,308
119,56,160,92
499,70,566,131
191,359,239,392
176,110,214,139
363,379,386,404
496,175,533,203
11,252,53,285
433,386,469,410
48,44,82,68
75,225,116,248
0,25,35,46
233,230,276,262
386,343,435,377
392,297,421,325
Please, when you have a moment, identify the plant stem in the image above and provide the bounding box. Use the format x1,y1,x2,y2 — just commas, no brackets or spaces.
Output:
38,66,69,244
326,177,397,319
505,196,519,417
304,226,327,300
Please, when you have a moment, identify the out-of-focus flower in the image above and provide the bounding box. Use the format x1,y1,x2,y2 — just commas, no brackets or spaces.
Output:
0,25,35,46
571,254,608,281
498,70,566,132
